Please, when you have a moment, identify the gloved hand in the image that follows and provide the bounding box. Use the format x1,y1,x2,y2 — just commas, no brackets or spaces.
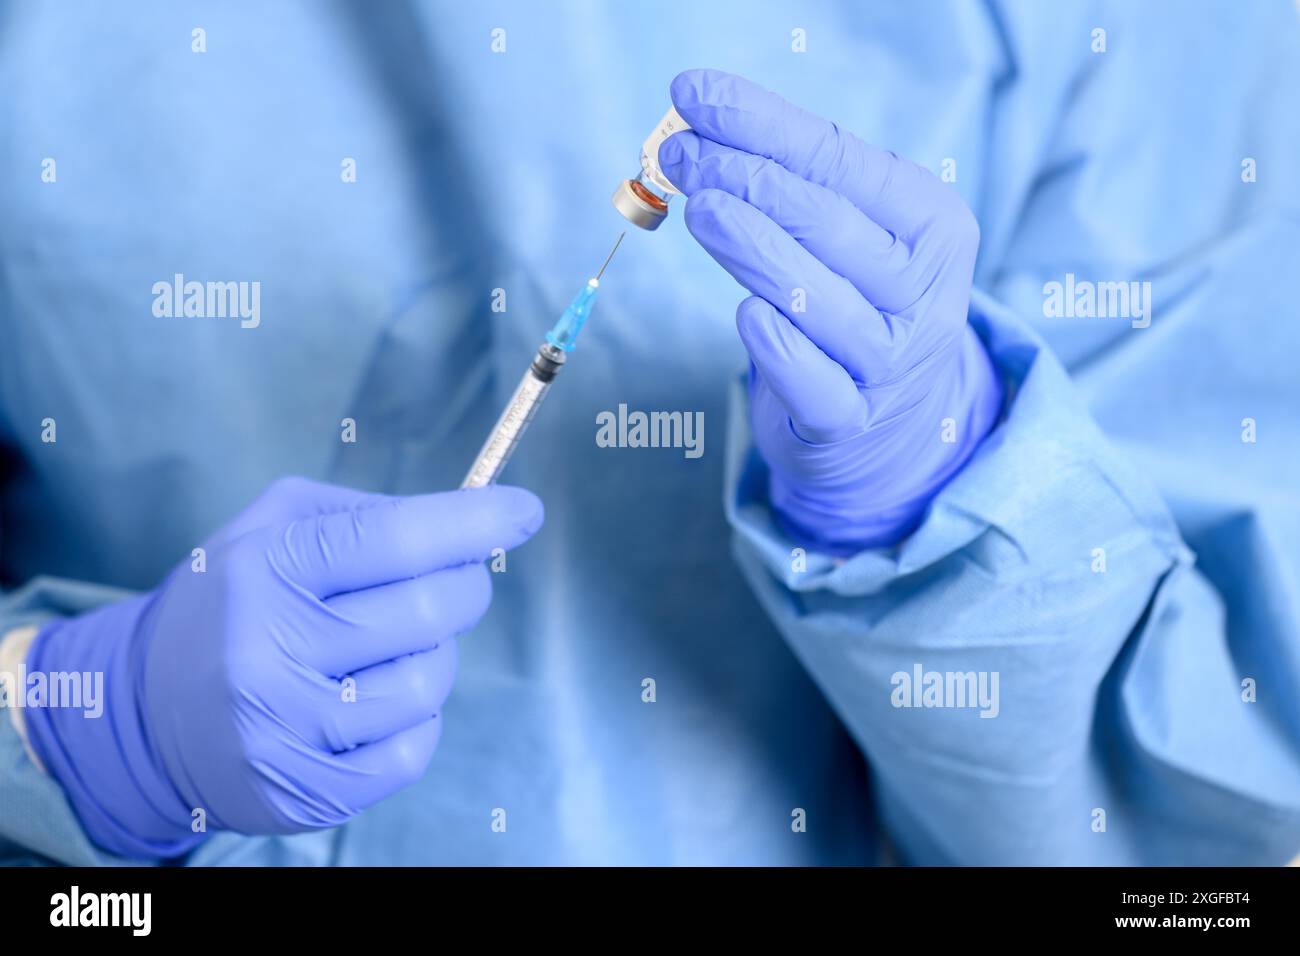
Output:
24,476,543,859
658,69,1004,554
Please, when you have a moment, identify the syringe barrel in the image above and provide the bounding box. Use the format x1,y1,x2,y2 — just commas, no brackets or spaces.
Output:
460,344,565,489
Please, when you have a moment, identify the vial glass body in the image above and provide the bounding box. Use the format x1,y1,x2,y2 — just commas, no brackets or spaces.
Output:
612,106,691,231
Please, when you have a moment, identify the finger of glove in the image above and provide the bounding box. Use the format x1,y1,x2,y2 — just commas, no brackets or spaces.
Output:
273,719,445,826
312,641,458,753
683,188,895,384
660,131,929,313
207,477,389,552
271,485,542,598
669,68,950,234
334,718,444,807
310,563,490,676
735,296,865,443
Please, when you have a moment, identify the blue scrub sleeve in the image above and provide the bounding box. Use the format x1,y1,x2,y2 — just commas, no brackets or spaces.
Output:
725,290,1300,865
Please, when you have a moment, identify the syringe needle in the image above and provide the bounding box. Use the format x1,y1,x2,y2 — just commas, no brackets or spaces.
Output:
594,231,626,283
464,234,626,487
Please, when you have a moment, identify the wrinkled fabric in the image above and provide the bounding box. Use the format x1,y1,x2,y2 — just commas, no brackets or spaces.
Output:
1,0,1298,865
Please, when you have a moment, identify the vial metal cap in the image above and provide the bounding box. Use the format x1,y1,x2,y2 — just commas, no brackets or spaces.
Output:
612,179,668,231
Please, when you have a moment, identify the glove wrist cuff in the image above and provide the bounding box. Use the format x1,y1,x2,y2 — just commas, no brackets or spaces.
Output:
24,594,208,860
771,326,1004,555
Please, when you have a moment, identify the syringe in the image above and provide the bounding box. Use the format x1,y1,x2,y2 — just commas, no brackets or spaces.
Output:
460,233,625,489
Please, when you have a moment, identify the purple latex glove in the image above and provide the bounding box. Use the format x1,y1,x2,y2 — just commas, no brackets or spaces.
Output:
24,477,543,859
658,69,1004,554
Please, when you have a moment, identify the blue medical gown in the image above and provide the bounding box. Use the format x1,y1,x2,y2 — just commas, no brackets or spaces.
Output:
1,0,1298,865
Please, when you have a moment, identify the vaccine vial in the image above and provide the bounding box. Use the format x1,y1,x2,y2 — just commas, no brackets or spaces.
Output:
612,106,691,230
